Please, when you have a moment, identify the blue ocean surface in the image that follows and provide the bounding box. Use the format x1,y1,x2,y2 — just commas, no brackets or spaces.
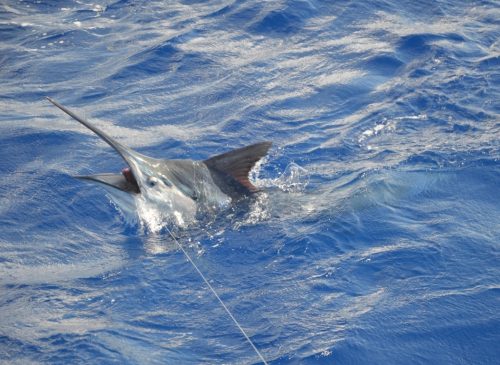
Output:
1,1,499,364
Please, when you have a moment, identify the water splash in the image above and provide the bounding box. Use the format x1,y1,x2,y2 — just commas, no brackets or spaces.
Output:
135,195,192,234
273,162,310,193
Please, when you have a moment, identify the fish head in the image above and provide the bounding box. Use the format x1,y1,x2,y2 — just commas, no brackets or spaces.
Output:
121,153,197,226
47,97,196,226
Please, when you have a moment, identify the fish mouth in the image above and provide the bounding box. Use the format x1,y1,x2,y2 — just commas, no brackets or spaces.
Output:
75,168,140,194
46,97,143,194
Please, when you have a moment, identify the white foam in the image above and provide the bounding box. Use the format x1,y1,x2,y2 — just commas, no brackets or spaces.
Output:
358,118,397,144
273,163,310,193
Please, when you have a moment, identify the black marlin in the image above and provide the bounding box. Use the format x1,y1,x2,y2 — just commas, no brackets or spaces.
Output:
46,97,272,227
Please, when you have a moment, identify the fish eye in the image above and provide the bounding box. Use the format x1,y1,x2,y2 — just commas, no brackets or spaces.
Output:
147,176,159,187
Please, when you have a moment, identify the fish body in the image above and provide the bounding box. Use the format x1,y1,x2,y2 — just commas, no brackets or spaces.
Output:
46,98,271,226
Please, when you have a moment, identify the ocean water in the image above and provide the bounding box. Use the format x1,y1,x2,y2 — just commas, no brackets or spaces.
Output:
1,1,499,364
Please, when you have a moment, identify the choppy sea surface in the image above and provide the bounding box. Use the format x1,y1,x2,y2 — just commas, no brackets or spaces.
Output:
1,1,499,364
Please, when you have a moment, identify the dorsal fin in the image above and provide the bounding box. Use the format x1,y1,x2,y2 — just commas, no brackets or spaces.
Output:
204,142,272,192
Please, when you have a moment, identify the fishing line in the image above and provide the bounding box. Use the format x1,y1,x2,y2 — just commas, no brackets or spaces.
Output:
165,226,268,365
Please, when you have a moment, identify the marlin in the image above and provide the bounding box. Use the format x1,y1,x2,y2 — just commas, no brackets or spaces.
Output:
46,97,271,227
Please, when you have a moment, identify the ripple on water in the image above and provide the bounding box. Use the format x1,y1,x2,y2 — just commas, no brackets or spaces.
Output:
0,0,499,364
